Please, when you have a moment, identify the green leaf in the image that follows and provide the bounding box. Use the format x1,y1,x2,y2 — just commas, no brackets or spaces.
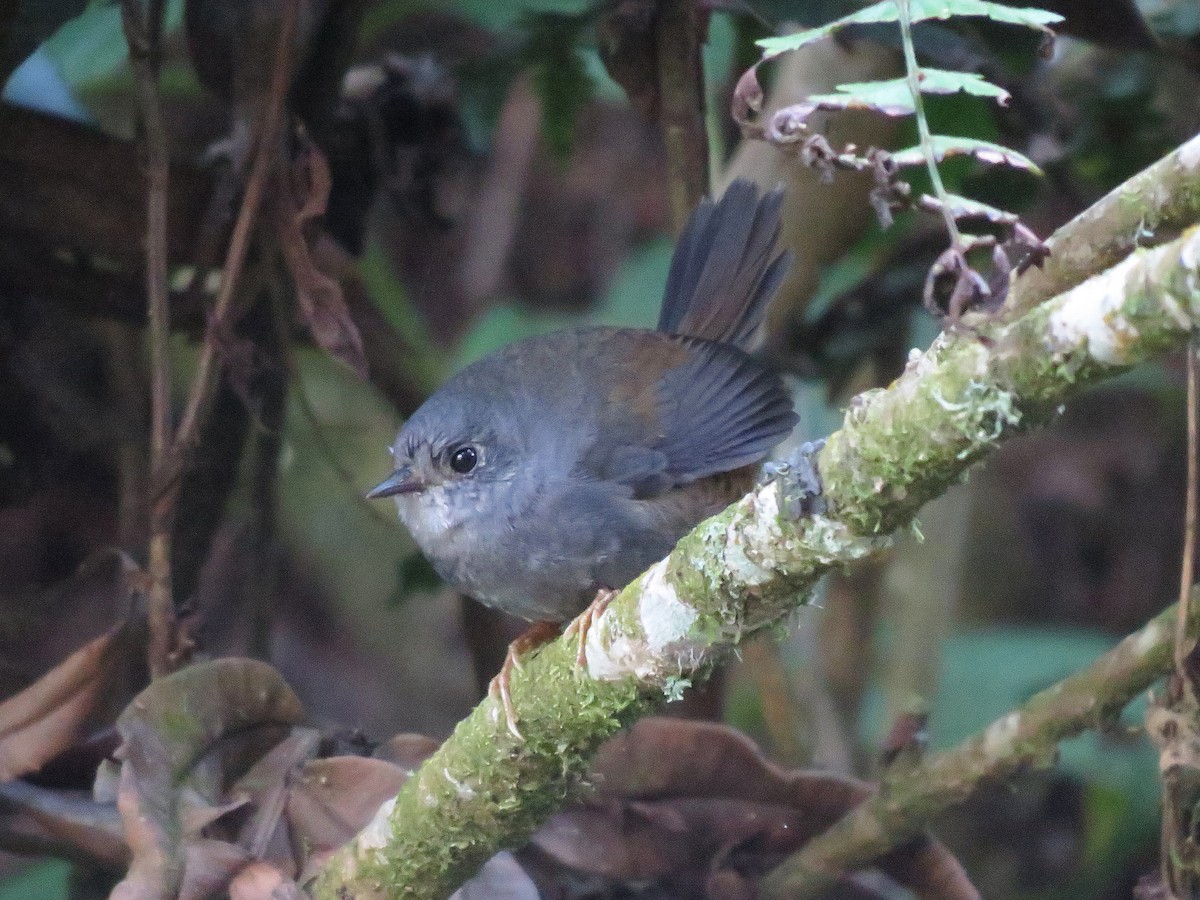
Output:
910,68,1011,103
892,135,1043,174
756,0,1063,59
799,70,1010,119
912,0,1064,31
520,12,595,163
800,80,918,118
924,192,1019,224
387,553,444,606
42,0,185,91
757,3,917,58
802,241,881,324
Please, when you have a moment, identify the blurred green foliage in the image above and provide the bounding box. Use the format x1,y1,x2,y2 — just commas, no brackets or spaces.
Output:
454,237,671,367
43,0,185,92
518,12,595,162
0,860,69,900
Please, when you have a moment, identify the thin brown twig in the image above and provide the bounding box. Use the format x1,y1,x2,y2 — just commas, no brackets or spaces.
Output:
172,0,299,458
1176,338,1199,674
1154,338,1200,897
98,320,150,550
120,0,175,678
655,0,709,234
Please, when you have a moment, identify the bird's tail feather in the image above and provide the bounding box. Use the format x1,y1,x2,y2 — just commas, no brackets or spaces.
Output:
656,180,790,349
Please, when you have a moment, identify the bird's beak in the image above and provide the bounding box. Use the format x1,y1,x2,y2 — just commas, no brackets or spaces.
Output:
367,467,423,499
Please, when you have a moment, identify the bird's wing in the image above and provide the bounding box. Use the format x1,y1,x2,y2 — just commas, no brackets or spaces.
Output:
578,331,797,496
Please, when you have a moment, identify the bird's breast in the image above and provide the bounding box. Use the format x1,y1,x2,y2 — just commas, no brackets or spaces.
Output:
395,485,461,545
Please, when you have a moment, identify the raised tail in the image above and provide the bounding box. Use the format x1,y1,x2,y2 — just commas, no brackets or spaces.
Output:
656,180,790,349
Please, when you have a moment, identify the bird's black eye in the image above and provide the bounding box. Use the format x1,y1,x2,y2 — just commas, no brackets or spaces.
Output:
449,445,477,474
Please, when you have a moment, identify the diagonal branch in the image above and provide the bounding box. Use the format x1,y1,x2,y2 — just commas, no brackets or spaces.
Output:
312,206,1200,897
762,592,1198,898
171,0,298,459
1003,132,1200,320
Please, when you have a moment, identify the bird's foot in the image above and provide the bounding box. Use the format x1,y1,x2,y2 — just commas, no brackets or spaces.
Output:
763,439,827,519
563,588,618,668
487,619,561,741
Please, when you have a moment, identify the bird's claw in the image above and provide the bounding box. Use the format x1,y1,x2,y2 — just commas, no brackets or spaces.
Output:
487,619,561,742
487,662,523,741
564,588,618,668
763,439,827,520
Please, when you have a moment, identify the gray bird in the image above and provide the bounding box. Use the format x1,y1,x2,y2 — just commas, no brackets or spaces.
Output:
369,181,797,732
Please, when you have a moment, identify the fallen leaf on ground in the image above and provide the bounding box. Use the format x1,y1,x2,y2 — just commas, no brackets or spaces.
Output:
0,551,147,782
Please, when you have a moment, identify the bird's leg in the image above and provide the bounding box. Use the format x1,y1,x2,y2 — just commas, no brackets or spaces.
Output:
564,587,619,668
487,619,561,741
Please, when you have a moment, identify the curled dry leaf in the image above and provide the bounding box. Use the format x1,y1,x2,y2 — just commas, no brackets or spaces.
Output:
103,656,433,898
110,658,306,900
731,65,764,136
0,551,147,782
274,134,368,378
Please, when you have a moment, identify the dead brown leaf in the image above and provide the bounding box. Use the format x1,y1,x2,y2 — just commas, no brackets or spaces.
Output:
372,733,441,771
223,726,323,878
451,851,540,900
0,779,126,869
0,552,147,782
228,861,302,900
275,135,367,378
290,755,411,880
101,658,434,898
109,658,307,899
179,840,253,900
525,718,981,899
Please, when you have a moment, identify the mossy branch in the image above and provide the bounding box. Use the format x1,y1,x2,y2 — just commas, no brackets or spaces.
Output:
762,592,1199,898
1004,132,1200,320
313,196,1200,900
